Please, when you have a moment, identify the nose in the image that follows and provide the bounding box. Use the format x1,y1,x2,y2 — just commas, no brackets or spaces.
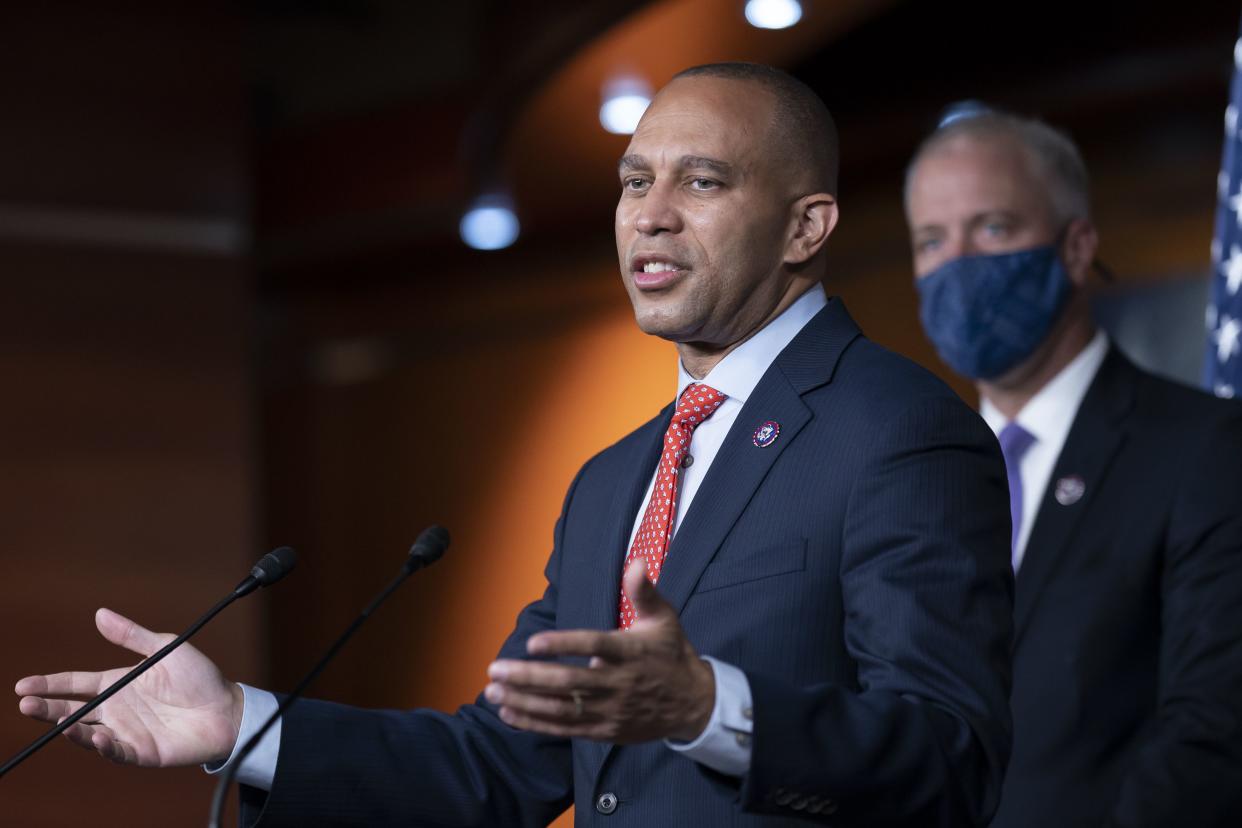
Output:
945,230,976,260
632,182,683,236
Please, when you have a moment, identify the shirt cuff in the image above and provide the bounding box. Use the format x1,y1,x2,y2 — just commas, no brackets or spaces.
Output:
664,656,754,777
201,683,281,791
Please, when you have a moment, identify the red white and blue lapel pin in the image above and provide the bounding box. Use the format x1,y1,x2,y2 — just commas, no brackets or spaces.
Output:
752,420,780,448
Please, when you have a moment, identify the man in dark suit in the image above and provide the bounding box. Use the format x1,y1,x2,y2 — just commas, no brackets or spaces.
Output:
16,64,1014,826
905,109,1242,827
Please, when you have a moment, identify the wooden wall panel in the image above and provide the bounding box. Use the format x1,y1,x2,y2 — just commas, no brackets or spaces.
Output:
0,250,259,825
0,3,255,824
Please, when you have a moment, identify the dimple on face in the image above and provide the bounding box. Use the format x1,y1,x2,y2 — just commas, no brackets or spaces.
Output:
614,76,794,347
906,134,1059,278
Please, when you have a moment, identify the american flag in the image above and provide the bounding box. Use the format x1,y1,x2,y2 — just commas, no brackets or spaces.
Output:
1206,19,1242,399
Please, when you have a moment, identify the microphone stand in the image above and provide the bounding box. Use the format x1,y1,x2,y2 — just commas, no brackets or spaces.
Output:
206,527,448,828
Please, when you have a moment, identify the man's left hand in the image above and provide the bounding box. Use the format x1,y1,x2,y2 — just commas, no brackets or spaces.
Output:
485,558,715,744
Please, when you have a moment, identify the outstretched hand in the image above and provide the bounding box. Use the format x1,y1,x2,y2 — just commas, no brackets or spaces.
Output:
485,559,715,744
14,608,243,767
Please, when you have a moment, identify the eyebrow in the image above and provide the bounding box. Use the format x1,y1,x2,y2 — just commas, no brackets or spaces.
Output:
618,154,735,177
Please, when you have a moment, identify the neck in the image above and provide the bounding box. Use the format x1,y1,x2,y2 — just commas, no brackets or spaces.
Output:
678,343,740,382
677,279,816,379
978,305,1096,420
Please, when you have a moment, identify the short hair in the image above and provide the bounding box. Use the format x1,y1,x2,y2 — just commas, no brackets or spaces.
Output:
673,62,839,195
904,109,1092,225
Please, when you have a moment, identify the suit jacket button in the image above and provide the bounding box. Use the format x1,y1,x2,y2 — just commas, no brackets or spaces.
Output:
596,792,618,815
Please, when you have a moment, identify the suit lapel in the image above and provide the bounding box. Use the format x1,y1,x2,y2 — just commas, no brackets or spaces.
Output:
1013,348,1138,642
656,378,810,613
657,299,861,616
586,298,861,778
576,405,669,773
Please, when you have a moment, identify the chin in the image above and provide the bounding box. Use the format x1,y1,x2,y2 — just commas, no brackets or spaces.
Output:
631,304,696,341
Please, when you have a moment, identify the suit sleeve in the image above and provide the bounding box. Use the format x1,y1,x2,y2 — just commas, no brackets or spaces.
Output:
1107,411,1242,828
237,462,594,827
739,395,1014,827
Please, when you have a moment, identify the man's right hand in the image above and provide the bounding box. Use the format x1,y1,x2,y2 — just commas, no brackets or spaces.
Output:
14,607,242,768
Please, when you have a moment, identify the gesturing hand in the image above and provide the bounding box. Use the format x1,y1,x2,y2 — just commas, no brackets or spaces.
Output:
14,608,243,767
485,559,715,744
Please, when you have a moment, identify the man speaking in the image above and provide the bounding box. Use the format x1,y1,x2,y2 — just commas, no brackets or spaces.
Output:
16,64,1013,826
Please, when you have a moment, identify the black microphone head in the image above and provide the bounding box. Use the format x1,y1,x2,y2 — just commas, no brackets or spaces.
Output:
405,525,450,573
251,546,297,586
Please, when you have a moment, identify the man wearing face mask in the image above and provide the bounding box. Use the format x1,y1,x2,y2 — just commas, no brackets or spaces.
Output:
905,109,1242,828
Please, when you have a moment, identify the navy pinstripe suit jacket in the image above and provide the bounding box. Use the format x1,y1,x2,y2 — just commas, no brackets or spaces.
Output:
242,299,1015,827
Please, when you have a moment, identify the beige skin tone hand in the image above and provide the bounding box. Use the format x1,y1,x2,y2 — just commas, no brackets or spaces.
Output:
16,564,714,764
485,559,715,743
14,608,242,767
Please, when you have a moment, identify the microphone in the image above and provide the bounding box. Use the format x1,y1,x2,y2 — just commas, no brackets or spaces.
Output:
0,546,297,780
404,523,450,573
206,525,450,828
234,546,299,598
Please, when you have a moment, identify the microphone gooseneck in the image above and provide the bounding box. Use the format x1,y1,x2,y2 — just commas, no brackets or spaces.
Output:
0,546,297,780
206,526,449,828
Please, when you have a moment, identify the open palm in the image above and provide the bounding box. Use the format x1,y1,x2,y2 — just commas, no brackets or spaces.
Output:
14,608,242,768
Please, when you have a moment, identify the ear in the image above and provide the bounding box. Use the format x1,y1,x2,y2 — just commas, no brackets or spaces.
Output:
1059,218,1099,287
785,194,839,266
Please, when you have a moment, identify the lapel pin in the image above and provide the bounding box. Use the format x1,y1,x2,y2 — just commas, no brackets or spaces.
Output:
752,420,780,448
1054,475,1085,506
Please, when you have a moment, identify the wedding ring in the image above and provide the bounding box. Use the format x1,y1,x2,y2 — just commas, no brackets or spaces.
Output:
571,690,584,719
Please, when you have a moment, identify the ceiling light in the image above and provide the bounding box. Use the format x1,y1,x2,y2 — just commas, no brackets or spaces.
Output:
936,100,992,129
744,0,802,30
599,77,652,135
460,195,519,251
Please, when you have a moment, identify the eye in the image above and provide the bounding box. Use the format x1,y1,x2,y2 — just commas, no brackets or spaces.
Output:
621,176,650,193
689,177,720,191
914,237,941,255
982,220,1012,238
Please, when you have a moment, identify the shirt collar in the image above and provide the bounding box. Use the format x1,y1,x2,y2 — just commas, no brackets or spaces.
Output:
675,284,828,404
980,330,1110,443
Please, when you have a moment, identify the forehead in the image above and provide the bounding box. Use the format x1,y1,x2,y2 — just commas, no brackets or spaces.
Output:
908,133,1053,222
625,76,776,166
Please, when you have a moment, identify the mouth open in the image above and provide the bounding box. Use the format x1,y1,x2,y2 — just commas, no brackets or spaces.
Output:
631,257,688,290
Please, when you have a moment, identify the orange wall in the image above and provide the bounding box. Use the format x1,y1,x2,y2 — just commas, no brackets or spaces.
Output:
262,264,676,824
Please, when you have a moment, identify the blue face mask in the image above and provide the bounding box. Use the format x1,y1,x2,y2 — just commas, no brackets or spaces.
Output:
915,244,1072,380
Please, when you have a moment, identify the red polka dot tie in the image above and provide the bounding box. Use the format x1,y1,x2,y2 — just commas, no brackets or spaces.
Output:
618,383,726,629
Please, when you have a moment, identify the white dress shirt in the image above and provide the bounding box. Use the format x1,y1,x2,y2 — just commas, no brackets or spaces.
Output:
980,331,1108,571
208,285,830,788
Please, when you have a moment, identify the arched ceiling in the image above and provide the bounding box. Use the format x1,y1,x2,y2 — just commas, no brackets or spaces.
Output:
250,0,1240,289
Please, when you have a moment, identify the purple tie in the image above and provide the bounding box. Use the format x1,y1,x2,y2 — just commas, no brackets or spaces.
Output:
997,422,1036,562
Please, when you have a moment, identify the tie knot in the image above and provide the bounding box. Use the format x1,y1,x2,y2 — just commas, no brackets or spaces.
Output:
672,383,726,430
998,421,1036,466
